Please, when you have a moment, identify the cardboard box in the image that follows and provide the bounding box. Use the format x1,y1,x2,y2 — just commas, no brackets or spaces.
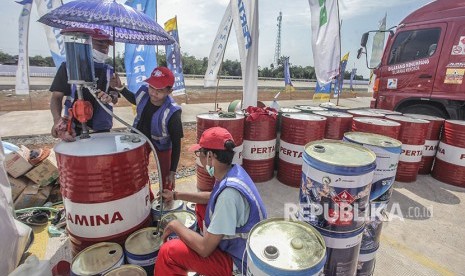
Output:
4,146,33,178
25,150,59,186
14,184,52,210
8,176,31,201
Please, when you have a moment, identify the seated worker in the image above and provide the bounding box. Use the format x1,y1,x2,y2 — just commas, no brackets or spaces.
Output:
111,67,182,192
50,28,117,142
156,127,267,275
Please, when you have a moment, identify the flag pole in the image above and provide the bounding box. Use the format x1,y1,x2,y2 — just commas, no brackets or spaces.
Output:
175,15,188,104
336,0,342,106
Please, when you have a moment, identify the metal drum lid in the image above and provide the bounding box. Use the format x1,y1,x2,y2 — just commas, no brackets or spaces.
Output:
103,265,147,276
72,242,124,275
54,133,146,156
185,201,196,213
385,115,429,124
279,107,301,113
152,199,184,213
447,119,465,126
282,113,327,121
196,112,245,121
403,113,445,122
294,105,328,112
124,227,162,256
160,210,197,229
344,132,402,149
248,218,326,270
305,140,376,168
367,109,402,116
353,117,401,126
313,111,353,118
348,109,385,117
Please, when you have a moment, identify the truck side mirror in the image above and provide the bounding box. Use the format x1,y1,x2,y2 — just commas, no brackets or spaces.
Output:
360,32,369,47
357,48,364,59
389,30,395,37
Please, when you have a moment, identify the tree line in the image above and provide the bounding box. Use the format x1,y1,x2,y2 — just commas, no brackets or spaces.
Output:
0,50,365,80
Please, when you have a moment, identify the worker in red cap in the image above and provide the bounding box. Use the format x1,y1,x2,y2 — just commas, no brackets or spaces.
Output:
50,28,118,141
154,126,267,275
111,67,183,194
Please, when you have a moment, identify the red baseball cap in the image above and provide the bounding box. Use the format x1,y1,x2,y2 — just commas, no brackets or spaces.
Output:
145,67,175,89
189,127,235,151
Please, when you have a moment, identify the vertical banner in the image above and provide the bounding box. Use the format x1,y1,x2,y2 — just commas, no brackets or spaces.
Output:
15,0,32,95
308,0,340,85
204,2,233,87
232,0,259,108
34,0,65,68
124,0,157,93
370,13,387,68
164,17,186,96
283,57,295,93
313,81,332,100
350,68,357,91
334,52,349,97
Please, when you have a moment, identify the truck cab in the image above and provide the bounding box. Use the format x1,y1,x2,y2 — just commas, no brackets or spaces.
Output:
360,0,465,119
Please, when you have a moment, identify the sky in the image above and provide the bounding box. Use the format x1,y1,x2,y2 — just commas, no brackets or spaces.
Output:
1,0,433,78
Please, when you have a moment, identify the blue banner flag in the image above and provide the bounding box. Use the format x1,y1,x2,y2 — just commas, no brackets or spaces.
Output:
334,52,349,97
164,17,185,95
283,57,295,93
124,0,157,93
350,68,357,91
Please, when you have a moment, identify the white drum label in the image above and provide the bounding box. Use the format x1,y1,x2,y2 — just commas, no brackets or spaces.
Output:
436,142,465,167
278,140,304,165
242,139,276,160
399,144,423,163
64,185,151,238
423,140,439,157
233,144,244,165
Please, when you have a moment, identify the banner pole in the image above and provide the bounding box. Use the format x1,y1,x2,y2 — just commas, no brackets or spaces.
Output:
336,0,342,106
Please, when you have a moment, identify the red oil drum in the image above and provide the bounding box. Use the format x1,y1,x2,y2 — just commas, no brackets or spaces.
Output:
352,117,401,139
277,113,326,187
385,115,429,182
432,120,465,187
313,111,353,140
404,114,445,174
242,109,278,182
195,113,245,191
367,109,402,116
54,133,152,256
348,109,385,118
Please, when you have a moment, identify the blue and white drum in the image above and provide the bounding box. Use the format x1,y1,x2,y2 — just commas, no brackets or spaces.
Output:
124,227,162,275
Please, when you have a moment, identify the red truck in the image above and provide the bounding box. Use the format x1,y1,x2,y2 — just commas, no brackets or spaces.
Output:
358,0,465,119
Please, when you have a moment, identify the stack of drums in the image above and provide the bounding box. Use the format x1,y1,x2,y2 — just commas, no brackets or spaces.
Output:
404,114,445,174
348,109,385,118
385,115,429,182
313,111,353,139
277,113,326,187
124,227,162,275
299,140,376,275
71,242,125,275
343,132,402,202
242,110,277,182
432,120,465,187
55,133,152,255
294,105,328,113
195,113,245,191
246,218,326,275
352,117,401,139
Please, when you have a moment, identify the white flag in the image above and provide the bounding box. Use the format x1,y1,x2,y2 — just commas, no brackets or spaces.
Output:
15,0,32,95
309,0,340,85
370,13,387,68
232,0,259,108
204,2,233,87
35,0,66,67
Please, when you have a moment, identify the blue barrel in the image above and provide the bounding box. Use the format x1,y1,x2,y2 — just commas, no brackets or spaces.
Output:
361,202,387,250
124,227,162,276
357,245,379,276
343,132,402,201
300,140,376,231
71,242,124,276
315,223,365,276
151,199,184,225
160,210,197,240
247,218,326,276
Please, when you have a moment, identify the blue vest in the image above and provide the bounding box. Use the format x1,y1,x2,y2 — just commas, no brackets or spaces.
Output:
204,165,267,273
133,85,181,151
64,62,113,131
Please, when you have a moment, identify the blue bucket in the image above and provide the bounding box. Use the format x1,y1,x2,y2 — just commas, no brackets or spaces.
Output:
124,227,162,276
300,140,376,231
247,218,326,276
343,132,402,201
315,223,365,276
357,245,379,276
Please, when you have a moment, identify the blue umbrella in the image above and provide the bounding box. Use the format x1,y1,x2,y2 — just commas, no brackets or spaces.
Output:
38,0,175,45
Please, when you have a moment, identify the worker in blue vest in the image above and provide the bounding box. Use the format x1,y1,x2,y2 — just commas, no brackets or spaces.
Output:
111,67,183,192
50,28,117,142
155,127,267,275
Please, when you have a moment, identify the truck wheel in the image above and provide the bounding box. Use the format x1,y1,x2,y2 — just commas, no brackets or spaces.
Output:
399,104,448,118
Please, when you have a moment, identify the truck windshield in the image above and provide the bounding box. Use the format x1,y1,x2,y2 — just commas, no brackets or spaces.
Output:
388,28,441,65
